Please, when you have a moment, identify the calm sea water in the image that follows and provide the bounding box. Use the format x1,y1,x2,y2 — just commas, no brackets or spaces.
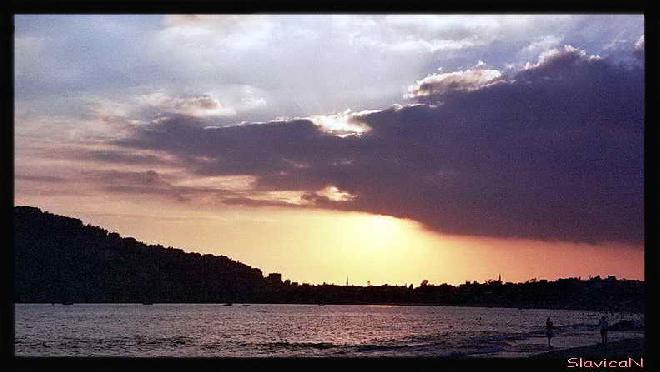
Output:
15,304,643,357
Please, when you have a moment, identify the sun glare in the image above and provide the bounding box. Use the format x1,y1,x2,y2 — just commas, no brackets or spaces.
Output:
366,214,399,237
308,110,372,137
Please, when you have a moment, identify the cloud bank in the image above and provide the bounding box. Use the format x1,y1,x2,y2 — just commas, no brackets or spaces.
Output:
83,44,644,244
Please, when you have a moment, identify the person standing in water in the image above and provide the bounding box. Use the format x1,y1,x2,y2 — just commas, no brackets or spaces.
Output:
545,317,554,348
599,316,609,346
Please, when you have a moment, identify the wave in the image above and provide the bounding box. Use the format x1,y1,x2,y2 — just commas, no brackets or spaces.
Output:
262,341,336,350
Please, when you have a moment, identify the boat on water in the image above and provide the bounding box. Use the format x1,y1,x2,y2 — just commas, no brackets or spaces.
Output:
224,302,232,306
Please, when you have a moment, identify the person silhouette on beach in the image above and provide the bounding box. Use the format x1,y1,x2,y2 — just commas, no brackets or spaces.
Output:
599,316,609,347
545,317,554,348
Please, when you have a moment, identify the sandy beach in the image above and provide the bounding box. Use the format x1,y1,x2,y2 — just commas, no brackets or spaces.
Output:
533,338,644,359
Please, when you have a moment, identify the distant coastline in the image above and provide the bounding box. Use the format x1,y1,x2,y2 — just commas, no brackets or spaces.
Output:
12,302,647,315
14,206,645,313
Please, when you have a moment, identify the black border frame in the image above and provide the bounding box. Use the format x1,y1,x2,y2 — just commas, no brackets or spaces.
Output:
2,1,657,371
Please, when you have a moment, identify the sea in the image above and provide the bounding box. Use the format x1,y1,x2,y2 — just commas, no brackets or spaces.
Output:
14,303,644,358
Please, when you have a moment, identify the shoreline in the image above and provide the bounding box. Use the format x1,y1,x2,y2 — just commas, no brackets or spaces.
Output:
532,338,644,359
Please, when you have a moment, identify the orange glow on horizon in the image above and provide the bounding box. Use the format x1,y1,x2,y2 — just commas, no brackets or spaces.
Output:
15,194,644,286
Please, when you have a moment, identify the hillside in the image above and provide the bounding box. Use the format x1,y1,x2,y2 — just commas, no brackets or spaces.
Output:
14,206,266,303
14,206,644,312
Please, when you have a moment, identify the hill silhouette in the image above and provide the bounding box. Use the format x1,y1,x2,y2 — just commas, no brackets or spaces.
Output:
15,206,264,303
14,206,644,312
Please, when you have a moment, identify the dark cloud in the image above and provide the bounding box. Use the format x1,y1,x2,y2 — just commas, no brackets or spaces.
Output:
47,147,174,166
221,197,303,208
79,169,231,203
79,169,184,200
88,151,166,165
104,46,643,244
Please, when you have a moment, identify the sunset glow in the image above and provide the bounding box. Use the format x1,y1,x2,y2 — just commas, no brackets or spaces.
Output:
14,14,644,286
15,192,643,286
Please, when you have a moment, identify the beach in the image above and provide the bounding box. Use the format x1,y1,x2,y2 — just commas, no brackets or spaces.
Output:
534,338,644,359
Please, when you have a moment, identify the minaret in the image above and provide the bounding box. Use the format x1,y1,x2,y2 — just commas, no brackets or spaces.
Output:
346,276,349,286
498,274,502,283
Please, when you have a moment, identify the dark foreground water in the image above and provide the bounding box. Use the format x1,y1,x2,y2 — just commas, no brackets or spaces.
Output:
15,304,643,357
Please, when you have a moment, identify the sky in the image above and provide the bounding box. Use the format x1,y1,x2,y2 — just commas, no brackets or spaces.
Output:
14,14,644,285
